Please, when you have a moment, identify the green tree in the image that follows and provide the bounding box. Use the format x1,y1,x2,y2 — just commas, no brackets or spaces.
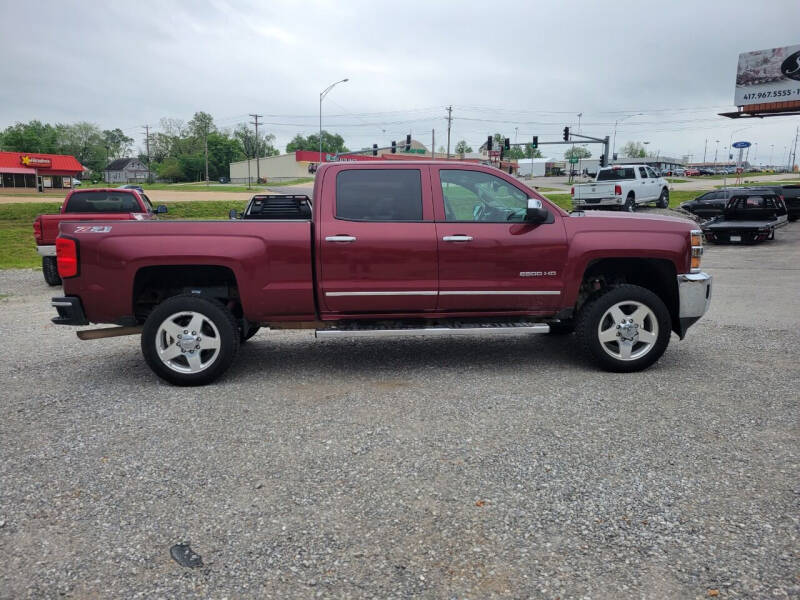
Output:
286,131,349,154
564,146,592,160
233,123,279,158
454,140,472,157
524,144,543,159
620,141,647,158
57,122,105,171
102,128,134,159
187,111,216,140
157,157,185,181
0,121,60,153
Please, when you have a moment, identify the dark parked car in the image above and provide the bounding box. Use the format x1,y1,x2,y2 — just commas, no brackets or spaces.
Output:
218,176,230,184
118,184,145,194
698,168,715,176
701,191,788,244
680,187,774,220
774,184,799,221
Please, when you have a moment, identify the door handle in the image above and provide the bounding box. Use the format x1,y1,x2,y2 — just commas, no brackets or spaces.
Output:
325,235,356,242
442,235,473,242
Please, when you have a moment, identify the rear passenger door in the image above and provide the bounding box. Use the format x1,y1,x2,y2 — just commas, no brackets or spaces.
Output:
318,167,439,314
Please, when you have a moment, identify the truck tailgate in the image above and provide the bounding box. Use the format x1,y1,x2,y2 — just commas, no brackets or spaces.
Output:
573,183,617,199
39,213,143,245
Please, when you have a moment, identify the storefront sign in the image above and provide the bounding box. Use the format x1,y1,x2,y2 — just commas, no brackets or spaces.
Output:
735,44,800,106
20,155,52,168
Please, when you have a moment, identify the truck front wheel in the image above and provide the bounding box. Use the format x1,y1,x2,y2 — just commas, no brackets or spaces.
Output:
42,256,62,286
575,284,671,372
141,294,240,386
657,188,669,208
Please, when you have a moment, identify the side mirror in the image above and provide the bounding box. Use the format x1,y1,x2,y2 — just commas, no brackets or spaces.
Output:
229,209,241,220
156,205,168,214
525,198,548,223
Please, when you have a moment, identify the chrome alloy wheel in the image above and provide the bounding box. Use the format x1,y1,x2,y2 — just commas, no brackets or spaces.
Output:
155,311,221,373
597,301,658,361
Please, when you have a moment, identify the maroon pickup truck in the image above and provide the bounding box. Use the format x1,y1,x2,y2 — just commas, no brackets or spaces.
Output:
51,162,711,385
33,188,166,285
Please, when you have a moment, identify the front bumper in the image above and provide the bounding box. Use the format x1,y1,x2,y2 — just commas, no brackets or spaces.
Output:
676,272,712,338
51,296,89,326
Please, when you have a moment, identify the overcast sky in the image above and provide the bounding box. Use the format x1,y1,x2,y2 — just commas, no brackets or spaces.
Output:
2,0,799,164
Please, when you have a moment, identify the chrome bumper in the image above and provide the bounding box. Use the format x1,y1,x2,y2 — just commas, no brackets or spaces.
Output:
36,245,56,257
676,272,712,338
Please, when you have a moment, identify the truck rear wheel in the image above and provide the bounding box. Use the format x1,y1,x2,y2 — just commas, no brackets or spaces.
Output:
42,256,62,286
575,284,671,372
141,294,240,386
623,194,635,212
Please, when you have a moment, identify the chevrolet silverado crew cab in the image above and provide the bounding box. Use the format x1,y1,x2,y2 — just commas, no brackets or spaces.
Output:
50,161,711,385
33,188,167,285
572,165,670,212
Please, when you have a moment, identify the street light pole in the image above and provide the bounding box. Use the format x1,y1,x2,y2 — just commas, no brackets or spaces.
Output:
611,112,642,158
319,78,349,165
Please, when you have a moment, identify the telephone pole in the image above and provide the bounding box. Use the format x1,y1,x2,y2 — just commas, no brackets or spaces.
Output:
431,129,435,160
250,113,263,184
445,106,452,159
703,138,707,163
791,125,799,172
204,124,209,185
142,125,151,183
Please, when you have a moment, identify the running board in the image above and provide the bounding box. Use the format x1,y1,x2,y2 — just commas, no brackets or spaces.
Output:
315,321,550,339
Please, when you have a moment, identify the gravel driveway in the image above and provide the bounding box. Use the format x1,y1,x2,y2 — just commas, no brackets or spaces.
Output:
1,227,798,599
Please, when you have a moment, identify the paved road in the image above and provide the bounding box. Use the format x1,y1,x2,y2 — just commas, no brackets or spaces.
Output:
0,225,798,598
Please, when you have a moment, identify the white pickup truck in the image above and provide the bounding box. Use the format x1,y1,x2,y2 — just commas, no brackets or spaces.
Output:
572,165,669,212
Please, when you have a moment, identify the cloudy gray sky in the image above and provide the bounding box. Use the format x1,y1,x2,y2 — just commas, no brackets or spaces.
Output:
2,0,799,164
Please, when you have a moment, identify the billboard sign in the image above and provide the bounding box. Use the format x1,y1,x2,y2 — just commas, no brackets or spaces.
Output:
735,44,800,106
732,141,751,149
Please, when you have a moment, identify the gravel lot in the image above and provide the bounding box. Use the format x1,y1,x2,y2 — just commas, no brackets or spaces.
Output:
1,226,798,599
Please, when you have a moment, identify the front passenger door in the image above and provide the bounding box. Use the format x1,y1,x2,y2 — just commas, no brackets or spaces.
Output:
434,168,568,312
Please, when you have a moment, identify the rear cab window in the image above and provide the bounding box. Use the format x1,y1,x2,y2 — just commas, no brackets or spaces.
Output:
335,169,423,221
65,191,143,213
596,168,636,181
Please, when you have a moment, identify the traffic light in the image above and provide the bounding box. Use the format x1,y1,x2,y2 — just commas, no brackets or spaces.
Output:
391,140,396,154
599,154,606,167
405,135,412,152
486,136,493,151
563,127,570,142
504,138,510,150
372,144,378,156
532,136,538,149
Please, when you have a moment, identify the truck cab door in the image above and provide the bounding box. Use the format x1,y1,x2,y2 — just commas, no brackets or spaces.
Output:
317,166,438,314
433,167,568,312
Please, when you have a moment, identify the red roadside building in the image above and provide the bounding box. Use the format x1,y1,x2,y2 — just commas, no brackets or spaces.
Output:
0,151,85,193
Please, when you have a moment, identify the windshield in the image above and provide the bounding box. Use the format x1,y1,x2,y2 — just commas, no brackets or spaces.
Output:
597,168,636,181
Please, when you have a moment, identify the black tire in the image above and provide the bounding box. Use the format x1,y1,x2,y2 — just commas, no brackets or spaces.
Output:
141,294,240,386
575,284,671,373
623,194,635,212
657,188,669,208
42,256,62,286
547,320,574,335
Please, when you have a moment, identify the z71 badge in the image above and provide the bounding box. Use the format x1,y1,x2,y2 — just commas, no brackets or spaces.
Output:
74,226,112,233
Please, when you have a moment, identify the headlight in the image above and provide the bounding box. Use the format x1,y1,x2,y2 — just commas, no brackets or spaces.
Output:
690,230,703,273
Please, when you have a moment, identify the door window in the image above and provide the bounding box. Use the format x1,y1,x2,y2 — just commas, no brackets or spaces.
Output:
645,167,658,178
335,169,423,221
440,169,529,222
638,167,648,179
